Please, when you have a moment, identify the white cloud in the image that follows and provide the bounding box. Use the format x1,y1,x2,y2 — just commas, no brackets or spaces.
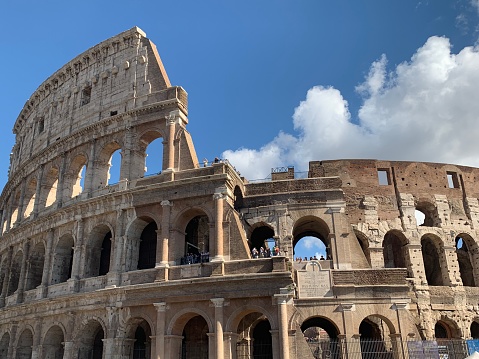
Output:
223,36,479,179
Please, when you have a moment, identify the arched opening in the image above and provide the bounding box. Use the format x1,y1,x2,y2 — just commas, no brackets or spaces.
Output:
138,222,157,270
415,201,439,227
383,231,407,269
133,325,151,359
0,257,8,299
414,210,425,226
0,332,9,357
145,137,163,176
455,234,476,287
66,154,88,198
10,191,21,226
85,225,112,278
43,167,59,209
7,250,23,296
421,234,446,286
435,321,451,339
471,321,479,339
354,230,371,268
78,321,104,359
181,316,208,359
99,232,112,276
434,320,466,358
51,235,74,284
293,217,330,261
108,149,122,185
23,178,37,219
183,215,209,264
236,312,272,359
42,325,64,359
25,242,45,291
233,186,244,211
359,316,393,359
249,225,275,258
16,329,33,359
301,317,340,359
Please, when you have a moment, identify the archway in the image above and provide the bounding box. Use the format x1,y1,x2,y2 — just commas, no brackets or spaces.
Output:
455,234,477,287
416,200,439,227
42,325,64,359
293,216,329,261
51,234,74,284
183,215,209,264
0,332,9,357
236,312,272,359
359,316,394,359
145,137,164,176
25,242,45,291
77,321,104,359
421,234,447,286
85,225,112,278
7,250,23,296
16,329,33,359
383,231,407,269
138,222,157,270
23,178,37,219
233,186,244,210
471,321,479,339
249,225,275,258
181,316,209,359
301,317,340,359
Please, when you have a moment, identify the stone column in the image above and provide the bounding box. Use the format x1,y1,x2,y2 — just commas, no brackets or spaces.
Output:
7,323,17,359
340,303,355,337
212,192,225,262
224,332,239,359
55,152,67,208
270,330,280,359
165,335,183,359
70,219,84,292
40,229,54,297
154,302,167,359
0,246,13,307
33,164,44,219
165,113,176,171
85,140,96,197
275,294,290,359
16,240,30,303
31,320,42,359
211,298,225,359
108,209,126,287
157,201,172,267
63,341,74,359
16,181,26,223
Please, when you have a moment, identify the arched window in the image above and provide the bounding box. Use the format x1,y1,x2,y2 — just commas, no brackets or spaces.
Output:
86,226,112,278
25,242,45,291
99,232,112,276
455,234,476,287
293,216,330,261
185,215,209,256
51,235,74,284
383,231,407,268
249,225,275,256
144,137,163,176
421,235,446,286
138,222,157,270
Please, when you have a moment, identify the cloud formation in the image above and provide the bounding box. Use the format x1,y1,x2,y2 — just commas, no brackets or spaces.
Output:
223,36,479,180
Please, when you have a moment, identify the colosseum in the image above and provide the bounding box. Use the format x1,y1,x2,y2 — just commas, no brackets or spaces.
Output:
1,26,479,359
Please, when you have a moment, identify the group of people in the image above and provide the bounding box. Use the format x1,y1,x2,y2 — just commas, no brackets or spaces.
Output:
180,252,210,265
295,255,330,262
251,245,281,258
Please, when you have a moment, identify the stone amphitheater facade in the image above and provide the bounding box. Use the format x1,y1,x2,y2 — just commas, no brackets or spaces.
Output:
0,26,479,359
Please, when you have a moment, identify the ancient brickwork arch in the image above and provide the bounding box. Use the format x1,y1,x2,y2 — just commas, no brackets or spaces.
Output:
24,240,45,291
63,152,88,199
125,216,158,271
455,232,479,287
22,176,37,219
84,223,114,278
51,233,75,284
421,233,449,286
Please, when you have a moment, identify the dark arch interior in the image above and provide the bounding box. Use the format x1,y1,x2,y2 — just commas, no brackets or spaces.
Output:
383,232,406,269
185,215,209,255
234,186,244,210
99,231,112,276
456,235,476,287
92,327,104,359
421,237,444,286
435,322,449,339
250,226,275,252
138,221,157,269
301,317,339,339
133,326,147,359
252,320,272,359
182,316,208,359
471,321,479,339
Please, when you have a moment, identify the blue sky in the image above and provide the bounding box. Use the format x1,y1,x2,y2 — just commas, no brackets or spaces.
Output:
1,1,479,258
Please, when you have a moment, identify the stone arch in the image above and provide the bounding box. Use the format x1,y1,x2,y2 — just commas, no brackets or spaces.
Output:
125,216,158,271
15,328,33,359
139,129,165,176
301,316,341,359
168,308,213,335
64,152,88,199
421,233,448,286
174,208,212,263
85,224,114,277
416,199,440,227
7,249,23,296
301,316,341,339
470,319,479,339
226,305,277,333
293,216,331,260
9,190,21,227
359,314,396,336
25,241,45,291
233,185,244,210
91,140,123,189
0,254,8,298
0,332,9,358
248,222,275,256
123,317,153,359
383,230,409,269
455,233,478,287
42,324,65,359
236,313,273,359
22,176,37,219
41,165,60,209
354,230,371,267
51,233,75,284
76,319,105,359
358,315,396,359
435,318,461,339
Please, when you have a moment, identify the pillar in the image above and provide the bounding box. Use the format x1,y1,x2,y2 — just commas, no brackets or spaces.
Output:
212,192,225,262
154,302,167,359
55,152,67,208
63,341,74,359
40,228,54,297
84,140,96,197
211,298,225,359
70,219,84,292
270,330,280,359
33,164,44,218
275,294,290,359
16,181,26,223
108,209,126,287
16,240,30,303
157,200,172,267
165,335,183,359
224,332,239,359
0,246,13,307
166,113,176,171
7,323,17,359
